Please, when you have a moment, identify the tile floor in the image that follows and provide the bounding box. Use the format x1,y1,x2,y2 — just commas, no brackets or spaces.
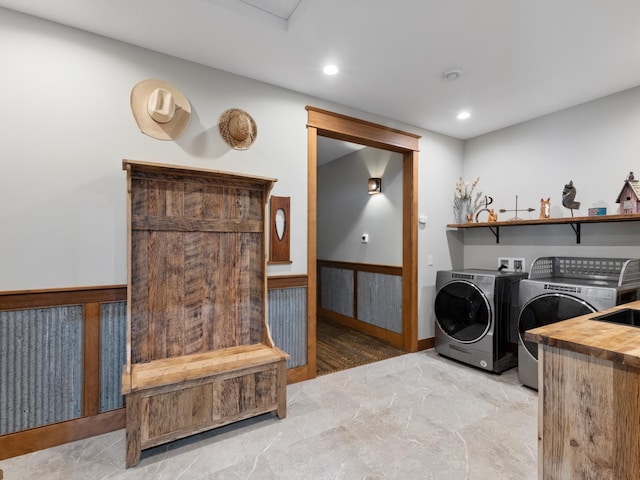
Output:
0,350,538,479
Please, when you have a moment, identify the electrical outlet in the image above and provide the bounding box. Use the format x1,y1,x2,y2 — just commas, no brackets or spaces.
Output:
498,257,510,271
498,257,526,272
513,258,525,272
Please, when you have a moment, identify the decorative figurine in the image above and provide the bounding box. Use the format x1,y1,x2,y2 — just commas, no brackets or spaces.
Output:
615,171,640,214
488,209,498,222
499,195,535,221
474,195,495,222
539,197,551,219
562,180,581,216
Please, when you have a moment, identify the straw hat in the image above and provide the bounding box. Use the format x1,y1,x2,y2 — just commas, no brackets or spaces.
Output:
130,79,191,140
218,108,257,150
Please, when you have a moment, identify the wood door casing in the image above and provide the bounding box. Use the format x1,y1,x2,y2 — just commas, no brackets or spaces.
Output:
306,106,421,381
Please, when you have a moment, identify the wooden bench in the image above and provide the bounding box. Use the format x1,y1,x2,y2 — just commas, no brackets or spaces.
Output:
122,161,287,467
122,343,288,467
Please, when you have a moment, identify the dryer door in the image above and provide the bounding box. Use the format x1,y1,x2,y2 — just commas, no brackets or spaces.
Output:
518,293,595,360
434,280,491,343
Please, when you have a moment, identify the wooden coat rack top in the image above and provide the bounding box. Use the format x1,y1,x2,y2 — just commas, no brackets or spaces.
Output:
121,160,288,467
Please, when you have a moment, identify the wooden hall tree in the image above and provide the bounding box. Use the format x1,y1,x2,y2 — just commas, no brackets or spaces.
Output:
121,160,288,467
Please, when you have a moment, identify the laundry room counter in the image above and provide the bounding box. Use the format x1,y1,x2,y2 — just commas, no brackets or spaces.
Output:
525,300,640,479
525,299,640,368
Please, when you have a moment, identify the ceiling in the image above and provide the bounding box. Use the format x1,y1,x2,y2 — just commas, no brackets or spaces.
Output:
2,0,640,140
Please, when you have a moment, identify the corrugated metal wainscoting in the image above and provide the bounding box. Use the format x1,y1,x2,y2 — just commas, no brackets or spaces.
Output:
319,262,403,335
0,279,309,459
268,287,307,369
0,306,84,435
320,266,354,317
0,280,308,440
100,301,127,412
357,271,402,333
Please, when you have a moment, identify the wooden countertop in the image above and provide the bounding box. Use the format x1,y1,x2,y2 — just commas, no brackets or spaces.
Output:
525,300,640,369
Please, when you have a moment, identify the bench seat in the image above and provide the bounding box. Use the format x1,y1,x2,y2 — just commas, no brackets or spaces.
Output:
122,343,289,394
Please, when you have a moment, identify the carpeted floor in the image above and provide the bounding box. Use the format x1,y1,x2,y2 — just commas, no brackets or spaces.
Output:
316,318,406,375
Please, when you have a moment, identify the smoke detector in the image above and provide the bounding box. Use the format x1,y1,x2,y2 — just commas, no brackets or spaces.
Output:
442,69,462,81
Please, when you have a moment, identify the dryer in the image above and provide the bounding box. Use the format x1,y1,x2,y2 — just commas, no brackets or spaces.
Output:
434,269,528,373
518,256,640,390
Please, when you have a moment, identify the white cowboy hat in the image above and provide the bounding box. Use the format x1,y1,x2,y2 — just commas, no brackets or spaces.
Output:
130,79,191,140
218,108,257,150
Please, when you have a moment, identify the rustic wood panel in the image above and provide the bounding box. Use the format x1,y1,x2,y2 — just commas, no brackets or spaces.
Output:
123,160,285,467
129,182,268,363
131,216,263,232
539,345,640,479
612,363,640,476
131,362,281,450
529,302,640,479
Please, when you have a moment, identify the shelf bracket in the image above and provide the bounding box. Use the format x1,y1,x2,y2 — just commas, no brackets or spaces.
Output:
569,222,581,243
488,225,500,244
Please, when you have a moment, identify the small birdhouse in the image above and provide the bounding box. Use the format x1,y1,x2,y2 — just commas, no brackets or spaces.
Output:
615,171,640,214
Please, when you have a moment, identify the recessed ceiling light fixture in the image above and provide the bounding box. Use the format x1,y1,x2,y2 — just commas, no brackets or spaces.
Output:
323,64,339,75
443,69,462,81
457,111,471,120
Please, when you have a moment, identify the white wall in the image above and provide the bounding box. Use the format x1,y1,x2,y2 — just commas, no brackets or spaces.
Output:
0,8,465,340
10,8,638,342
462,86,640,270
317,146,403,266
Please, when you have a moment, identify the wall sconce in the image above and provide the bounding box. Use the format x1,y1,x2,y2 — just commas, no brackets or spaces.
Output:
368,177,382,195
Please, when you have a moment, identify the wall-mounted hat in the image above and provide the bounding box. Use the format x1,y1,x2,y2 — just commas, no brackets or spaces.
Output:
130,79,191,140
218,108,257,150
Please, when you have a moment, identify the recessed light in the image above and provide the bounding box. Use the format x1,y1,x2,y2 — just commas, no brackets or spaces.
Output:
323,64,339,75
457,111,471,120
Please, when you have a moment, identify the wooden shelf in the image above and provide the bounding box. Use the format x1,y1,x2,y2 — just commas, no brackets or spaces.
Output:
447,213,640,243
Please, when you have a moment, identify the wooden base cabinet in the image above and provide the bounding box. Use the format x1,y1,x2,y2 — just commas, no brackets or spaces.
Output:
537,345,640,479
526,309,640,480
122,160,288,467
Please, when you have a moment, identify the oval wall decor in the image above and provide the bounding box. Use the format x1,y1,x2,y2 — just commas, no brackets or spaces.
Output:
269,196,291,264
275,208,286,241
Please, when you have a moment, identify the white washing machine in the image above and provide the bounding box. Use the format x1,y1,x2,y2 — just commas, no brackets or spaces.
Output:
518,256,640,390
434,269,528,373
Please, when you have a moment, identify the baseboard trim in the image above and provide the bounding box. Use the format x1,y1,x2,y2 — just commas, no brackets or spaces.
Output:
0,408,125,461
418,337,435,351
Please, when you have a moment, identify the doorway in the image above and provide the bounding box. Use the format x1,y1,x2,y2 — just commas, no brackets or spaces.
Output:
305,106,421,380
315,137,404,374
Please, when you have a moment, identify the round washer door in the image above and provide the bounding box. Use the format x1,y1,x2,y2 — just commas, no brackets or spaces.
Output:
434,280,491,343
518,293,595,359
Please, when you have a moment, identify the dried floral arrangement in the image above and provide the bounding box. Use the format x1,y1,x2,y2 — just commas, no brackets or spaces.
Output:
453,176,483,222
